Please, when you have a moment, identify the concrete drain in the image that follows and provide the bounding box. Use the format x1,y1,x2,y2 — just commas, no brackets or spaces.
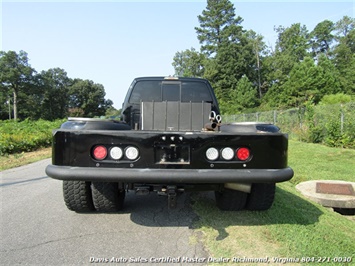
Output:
296,180,355,216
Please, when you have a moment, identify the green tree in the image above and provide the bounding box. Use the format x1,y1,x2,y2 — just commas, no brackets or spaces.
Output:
266,24,310,84
226,75,259,114
17,75,43,119
275,23,310,61
245,30,267,98
310,20,335,57
262,24,310,108
334,15,355,38
0,83,11,120
0,50,35,120
195,0,256,108
69,79,112,117
172,3,354,113
38,68,71,120
195,0,243,57
333,16,355,94
280,55,341,107
172,48,206,77
317,54,342,96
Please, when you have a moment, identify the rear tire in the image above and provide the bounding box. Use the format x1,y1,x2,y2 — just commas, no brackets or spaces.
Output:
91,182,125,212
245,183,276,211
63,181,95,212
215,188,247,211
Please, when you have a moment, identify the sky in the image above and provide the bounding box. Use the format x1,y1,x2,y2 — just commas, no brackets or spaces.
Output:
1,0,354,109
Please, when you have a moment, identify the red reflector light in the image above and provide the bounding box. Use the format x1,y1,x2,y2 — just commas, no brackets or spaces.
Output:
93,145,107,160
236,147,250,161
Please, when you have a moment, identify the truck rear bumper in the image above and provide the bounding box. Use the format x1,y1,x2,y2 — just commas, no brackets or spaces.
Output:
45,165,294,184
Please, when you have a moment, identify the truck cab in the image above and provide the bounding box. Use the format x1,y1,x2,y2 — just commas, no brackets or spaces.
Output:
121,76,220,129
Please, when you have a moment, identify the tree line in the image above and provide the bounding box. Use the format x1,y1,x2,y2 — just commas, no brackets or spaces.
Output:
172,0,355,114
0,50,113,120
2,0,354,121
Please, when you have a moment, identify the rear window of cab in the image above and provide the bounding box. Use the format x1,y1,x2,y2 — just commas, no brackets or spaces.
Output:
129,81,213,104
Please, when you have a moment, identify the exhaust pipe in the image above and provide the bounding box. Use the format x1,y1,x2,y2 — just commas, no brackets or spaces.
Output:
204,122,217,131
205,111,222,131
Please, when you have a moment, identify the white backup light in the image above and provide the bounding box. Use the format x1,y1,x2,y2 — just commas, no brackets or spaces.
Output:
110,147,123,160
221,147,234,160
206,147,219,161
125,146,139,160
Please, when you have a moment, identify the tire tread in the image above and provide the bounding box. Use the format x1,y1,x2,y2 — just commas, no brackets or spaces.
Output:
215,188,247,211
63,180,95,212
245,183,276,211
91,182,125,212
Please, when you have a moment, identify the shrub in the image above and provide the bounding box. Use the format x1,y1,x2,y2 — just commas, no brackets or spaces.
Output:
0,119,64,156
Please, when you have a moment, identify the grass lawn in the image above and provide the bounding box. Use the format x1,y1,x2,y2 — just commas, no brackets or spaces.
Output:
0,147,51,171
191,140,355,265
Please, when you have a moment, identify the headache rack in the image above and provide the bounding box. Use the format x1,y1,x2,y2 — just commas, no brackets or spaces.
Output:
141,101,211,131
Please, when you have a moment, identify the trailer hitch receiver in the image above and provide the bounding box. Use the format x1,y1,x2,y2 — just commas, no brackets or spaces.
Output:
167,186,177,209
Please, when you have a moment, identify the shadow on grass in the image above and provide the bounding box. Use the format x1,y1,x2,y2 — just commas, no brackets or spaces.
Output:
189,186,324,241
127,185,323,230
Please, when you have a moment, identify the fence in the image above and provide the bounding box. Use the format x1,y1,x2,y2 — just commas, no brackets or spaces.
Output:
223,102,355,148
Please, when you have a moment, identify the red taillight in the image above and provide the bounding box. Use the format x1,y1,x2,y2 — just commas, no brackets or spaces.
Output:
236,147,250,161
93,145,107,160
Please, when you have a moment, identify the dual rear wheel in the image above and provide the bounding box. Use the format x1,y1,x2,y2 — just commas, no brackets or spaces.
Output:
63,181,276,212
215,183,276,211
63,181,125,212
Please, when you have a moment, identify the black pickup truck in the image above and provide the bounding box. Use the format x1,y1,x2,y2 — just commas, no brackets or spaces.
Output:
46,76,293,212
